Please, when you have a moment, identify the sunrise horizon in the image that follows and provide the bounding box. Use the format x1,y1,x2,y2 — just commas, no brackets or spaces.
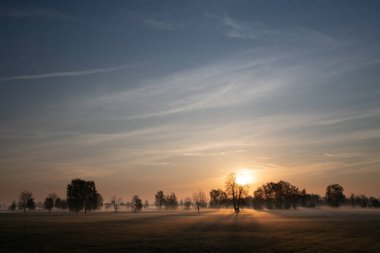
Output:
1,1,380,252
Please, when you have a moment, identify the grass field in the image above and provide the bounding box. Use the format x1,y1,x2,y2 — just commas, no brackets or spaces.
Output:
1,208,380,253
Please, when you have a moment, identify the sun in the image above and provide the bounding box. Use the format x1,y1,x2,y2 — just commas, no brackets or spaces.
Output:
235,169,254,185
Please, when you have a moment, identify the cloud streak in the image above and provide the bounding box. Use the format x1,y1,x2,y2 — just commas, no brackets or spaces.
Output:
219,16,333,44
0,63,146,82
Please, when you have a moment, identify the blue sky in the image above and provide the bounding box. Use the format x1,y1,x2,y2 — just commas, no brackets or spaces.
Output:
1,0,380,202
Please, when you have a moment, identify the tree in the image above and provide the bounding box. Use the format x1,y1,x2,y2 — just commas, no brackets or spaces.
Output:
300,189,307,207
325,184,345,207
304,194,321,208
155,190,165,209
18,191,35,214
130,195,143,213
225,173,249,213
143,200,149,209
110,196,122,213
254,181,303,210
8,201,17,211
253,187,265,210
44,193,57,213
184,197,192,210
356,195,369,207
83,181,103,212
350,193,355,208
67,179,103,213
163,192,178,209
369,197,380,207
209,189,227,209
55,197,68,210
193,191,207,213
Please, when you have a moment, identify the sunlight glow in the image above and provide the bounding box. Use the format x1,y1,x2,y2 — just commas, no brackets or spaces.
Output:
235,169,254,185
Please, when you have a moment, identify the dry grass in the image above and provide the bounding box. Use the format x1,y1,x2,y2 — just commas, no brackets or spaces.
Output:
1,208,380,252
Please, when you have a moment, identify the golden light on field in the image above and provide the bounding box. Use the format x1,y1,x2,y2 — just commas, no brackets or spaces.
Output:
235,168,254,185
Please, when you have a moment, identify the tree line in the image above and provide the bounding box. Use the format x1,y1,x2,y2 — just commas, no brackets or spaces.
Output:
5,174,380,213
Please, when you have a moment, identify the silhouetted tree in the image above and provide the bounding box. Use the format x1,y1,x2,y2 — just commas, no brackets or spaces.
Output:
184,197,192,210
130,195,142,213
83,181,103,212
155,190,165,209
300,189,307,207
8,201,16,211
304,194,321,208
55,197,68,210
325,184,345,207
209,189,227,209
193,191,207,213
369,197,380,207
110,196,122,213
18,191,35,214
143,200,149,209
225,173,249,213
242,196,253,209
254,181,303,209
163,192,178,209
350,193,355,208
44,193,57,213
253,187,265,209
356,195,369,207
67,179,102,213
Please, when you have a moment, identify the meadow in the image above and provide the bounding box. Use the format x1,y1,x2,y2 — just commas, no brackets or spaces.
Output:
1,208,380,253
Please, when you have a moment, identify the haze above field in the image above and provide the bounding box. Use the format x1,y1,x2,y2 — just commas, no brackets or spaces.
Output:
0,0,380,202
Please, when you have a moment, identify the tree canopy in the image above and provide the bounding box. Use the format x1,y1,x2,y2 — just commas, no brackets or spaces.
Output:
325,184,345,207
67,179,103,213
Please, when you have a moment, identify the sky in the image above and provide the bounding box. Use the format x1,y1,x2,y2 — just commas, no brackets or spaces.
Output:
0,0,380,204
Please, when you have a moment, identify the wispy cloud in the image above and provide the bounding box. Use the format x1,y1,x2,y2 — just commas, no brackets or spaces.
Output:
0,63,146,82
89,51,296,120
1,37,379,198
219,15,332,44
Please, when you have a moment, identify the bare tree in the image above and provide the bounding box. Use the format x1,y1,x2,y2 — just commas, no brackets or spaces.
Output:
193,191,207,213
18,191,35,214
110,196,122,213
225,173,249,213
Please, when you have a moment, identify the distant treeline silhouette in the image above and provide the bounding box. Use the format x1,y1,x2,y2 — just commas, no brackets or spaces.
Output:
5,173,380,213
